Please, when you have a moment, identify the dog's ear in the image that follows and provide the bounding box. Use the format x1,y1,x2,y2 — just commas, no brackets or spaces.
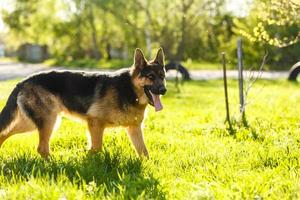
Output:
154,48,165,66
134,48,147,70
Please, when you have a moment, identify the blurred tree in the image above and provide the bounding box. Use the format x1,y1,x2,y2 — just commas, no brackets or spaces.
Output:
1,0,231,63
238,0,300,47
234,0,300,69
2,0,58,45
2,0,298,69
96,0,227,61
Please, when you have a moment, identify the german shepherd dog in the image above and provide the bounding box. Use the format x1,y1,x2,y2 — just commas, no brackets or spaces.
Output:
0,48,166,158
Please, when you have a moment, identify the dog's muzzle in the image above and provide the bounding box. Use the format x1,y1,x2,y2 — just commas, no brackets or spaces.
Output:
144,85,166,112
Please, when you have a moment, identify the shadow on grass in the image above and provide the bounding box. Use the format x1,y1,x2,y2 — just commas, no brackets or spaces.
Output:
0,151,165,199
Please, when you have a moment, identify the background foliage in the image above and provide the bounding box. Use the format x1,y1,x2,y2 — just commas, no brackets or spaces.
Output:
1,0,300,69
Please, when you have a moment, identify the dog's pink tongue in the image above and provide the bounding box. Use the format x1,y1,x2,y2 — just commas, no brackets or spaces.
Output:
151,93,163,112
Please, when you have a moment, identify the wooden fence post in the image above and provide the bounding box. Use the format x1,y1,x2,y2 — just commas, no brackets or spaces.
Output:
221,52,231,124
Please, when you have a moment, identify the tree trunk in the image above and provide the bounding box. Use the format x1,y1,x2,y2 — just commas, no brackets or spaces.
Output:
176,0,191,61
176,14,186,61
87,4,101,60
74,15,84,59
106,43,111,60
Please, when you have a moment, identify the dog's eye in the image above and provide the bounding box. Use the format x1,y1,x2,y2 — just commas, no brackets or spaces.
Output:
147,74,155,80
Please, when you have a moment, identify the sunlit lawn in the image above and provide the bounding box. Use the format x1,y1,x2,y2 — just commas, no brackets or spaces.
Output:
0,78,300,199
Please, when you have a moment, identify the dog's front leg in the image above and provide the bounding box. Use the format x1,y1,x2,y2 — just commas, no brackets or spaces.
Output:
87,119,105,152
127,125,149,158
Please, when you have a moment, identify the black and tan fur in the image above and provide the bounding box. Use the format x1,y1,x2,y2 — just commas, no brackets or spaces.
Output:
0,48,167,158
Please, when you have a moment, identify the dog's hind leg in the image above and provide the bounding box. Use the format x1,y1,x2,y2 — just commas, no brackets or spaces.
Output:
36,115,58,158
126,125,149,158
20,103,58,158
87,119,105,152
17,85,61,158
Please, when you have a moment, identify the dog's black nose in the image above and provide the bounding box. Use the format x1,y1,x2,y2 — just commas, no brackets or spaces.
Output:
159,86,167,95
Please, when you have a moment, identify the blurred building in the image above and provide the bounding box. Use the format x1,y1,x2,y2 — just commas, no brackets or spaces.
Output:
17,43,48,63
109,47,128,60
0,42,5,57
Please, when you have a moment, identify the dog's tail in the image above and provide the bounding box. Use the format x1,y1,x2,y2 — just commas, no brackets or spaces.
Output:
0,85,20,135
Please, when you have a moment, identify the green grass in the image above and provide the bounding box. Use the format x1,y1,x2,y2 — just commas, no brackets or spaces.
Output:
0,57,17,63
0,79,300,199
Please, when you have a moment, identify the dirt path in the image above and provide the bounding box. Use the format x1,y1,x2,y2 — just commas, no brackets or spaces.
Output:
176,70,288,80
0,62,51,81
0,61,289,81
